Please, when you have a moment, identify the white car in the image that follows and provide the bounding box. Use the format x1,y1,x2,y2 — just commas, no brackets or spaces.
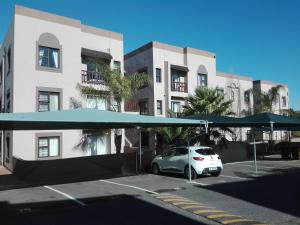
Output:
151,146,223,179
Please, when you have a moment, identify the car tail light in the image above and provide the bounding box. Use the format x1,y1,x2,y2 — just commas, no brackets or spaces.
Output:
217,156,221,160
193,157,204,161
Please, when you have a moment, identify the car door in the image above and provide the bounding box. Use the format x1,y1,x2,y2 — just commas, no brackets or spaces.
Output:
160,148,176,171
171,148,188,173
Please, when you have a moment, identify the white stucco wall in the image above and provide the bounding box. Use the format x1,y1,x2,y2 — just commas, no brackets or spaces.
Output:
5,6,124,163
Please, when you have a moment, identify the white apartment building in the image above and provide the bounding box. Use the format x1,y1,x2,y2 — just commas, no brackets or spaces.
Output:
124,41,289,146
0,6,125,170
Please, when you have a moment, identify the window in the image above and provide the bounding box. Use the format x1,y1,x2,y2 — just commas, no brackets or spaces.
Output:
113,61,121,71
139,101,148,115
217,88,224,96
175,148,188,156
244,91,250,104
231,90,235,101
197,73,207,87
38,136,60,158
38,91,60,112
6,89,10,113
38,46,60,69
141,132,149,147
282,96,287,107
171,101,181,113
86,134,107,156
86,96,107,110
7,47,11,75
157,100,162,115
156,68,161,83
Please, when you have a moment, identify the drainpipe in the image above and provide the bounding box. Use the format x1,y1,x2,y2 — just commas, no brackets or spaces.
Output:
1,49,5,166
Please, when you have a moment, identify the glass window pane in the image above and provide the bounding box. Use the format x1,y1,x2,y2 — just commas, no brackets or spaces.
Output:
49,94,59,111
39,93,49,102
39,138,48,147
49,137,59,157
97,97,107,110
49,49,59,68
39,103,49,112
87,96,97,109
39,147,49,157
39,47,49,67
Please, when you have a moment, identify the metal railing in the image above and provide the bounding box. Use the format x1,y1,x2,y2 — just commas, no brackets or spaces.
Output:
171,81,187,92
81,70,106,85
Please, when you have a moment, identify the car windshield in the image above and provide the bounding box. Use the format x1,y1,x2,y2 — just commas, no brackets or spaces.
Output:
195,148,216,155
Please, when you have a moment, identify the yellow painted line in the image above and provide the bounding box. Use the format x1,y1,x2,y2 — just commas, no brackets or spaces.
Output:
222,218,252,224
207,214,242,219
172,202,201,206
193,209,225,214
181,205,213,209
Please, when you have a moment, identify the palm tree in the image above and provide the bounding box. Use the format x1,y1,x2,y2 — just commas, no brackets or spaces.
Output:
253,85,283,113
183,87,235,116
150,111,190,150
182,87,235,143
72,62,152,153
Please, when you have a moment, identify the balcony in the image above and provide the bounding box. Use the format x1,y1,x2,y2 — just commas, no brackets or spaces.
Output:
124,101,139,112
81,70,106,85
171,82,187,93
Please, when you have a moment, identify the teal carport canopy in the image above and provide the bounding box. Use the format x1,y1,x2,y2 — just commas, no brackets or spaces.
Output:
0,108,206,130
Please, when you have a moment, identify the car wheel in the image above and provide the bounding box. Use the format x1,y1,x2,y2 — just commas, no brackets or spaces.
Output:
211,171,221,177
185,166,197,180
152,163,160,175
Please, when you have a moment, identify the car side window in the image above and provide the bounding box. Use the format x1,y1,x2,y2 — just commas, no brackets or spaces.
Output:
164,149,176,157
175,148,188,156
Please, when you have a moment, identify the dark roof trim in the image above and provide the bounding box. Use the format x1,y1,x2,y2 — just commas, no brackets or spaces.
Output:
171,64,189,72
81,48,112,60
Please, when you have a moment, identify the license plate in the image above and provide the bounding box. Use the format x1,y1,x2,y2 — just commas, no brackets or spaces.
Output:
209,167,217,171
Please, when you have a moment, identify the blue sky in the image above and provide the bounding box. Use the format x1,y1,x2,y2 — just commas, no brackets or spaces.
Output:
0,0,299,109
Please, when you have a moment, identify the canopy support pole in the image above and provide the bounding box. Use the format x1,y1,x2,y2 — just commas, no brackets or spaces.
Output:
253,131,258,173
138,127,142,174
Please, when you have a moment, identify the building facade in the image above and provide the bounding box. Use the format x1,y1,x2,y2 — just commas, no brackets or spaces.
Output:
0,6,125,170
124,41,289,147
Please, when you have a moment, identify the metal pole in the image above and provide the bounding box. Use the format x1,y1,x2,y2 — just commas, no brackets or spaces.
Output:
187,137,191,182
139,128,142,174
253,131,258,173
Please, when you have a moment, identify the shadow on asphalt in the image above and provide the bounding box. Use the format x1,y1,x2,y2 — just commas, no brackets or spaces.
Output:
0,194,208,225
197,167,300,218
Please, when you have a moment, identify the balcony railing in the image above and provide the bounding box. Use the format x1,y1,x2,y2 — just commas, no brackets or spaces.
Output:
124,101,139,112
171,82,187,92
81,70,106,85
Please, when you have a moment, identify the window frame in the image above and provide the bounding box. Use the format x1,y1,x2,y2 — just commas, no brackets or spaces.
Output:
171,101,181,113
38,46,60,69
244,91,250,104
156,100,163,115
36,33,63,73
156,68,161,83
139,100,149,115
38,91,60,112
282,96,287,107
36,87,63,112
113,60,121,71
197,73,207,87
36,133,62,160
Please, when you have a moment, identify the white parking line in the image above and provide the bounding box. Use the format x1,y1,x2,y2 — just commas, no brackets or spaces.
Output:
99,180,158,195
188,181,209,186
220,175,248,180
44,185,86,206
236,165,274,169
224,161,253,165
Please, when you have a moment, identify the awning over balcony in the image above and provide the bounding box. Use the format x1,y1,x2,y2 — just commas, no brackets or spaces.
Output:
81,48,112,61
171,64,189,72
0,108,205,130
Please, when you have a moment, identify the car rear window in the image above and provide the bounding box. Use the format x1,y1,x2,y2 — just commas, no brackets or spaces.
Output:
195,148,215,155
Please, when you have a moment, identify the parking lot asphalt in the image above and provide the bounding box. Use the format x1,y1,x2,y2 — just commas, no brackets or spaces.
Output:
0,160,299,225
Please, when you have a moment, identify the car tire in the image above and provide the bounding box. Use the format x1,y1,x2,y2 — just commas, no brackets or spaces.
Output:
185,166,197,180
211,171,221,177
152,163,160,175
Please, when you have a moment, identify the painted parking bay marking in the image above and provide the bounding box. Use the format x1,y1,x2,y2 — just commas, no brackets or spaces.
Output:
152,193,268,225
